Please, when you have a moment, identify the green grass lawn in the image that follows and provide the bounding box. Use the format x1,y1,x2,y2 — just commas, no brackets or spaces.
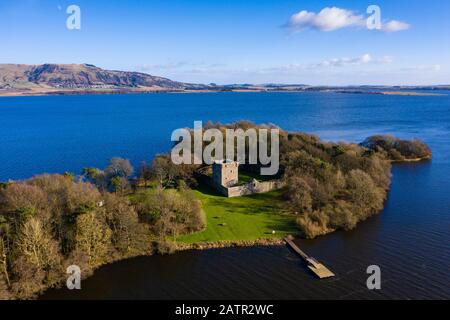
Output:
178,184,297,244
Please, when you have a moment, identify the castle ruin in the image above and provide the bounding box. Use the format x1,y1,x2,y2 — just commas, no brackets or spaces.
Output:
212,160,239,187
209,159,285,198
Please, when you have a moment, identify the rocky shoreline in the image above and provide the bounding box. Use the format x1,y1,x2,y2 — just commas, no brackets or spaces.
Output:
176,238,286,251
389,155,432,163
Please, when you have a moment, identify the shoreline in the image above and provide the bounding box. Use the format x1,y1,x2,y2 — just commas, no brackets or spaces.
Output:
37,238,288,299
1,89,447,97
176,238,286,251
34,155,431,300
389,155,432,163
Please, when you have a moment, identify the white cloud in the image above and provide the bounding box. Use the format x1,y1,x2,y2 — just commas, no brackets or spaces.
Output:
286,7,363,32
286,7,410,33
360,53,372,64
381,20,410,32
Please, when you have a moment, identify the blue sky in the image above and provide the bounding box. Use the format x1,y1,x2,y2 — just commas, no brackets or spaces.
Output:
0,0,449,85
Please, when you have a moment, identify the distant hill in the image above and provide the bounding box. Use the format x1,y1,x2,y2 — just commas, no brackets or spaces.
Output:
0,63,208,95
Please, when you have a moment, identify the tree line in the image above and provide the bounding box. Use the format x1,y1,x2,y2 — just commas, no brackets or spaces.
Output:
0,158,204,299
165,121,431,238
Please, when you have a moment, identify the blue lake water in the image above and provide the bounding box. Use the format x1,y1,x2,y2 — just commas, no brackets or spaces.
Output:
2,92,449,181
1,92,449,299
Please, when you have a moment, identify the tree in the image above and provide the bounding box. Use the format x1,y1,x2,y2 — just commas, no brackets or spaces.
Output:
276,128,396,238
297,210,331,239
284,175,312,213
150,156,179,188
327,201,358,231
105,157,134,192
82,167,101,180
346,169,385,219
15,218,61,271
138,162,153,187
22,174,103,255
10,255,46,299
361,135,432,160
0,215,11,291
136,189,204,240
63,172,74,181
14,217,62,294
0,275,11,300
81,167,108,191
0,183,48,224
148,155,198,188
106,157,133,179
75,211,112,267
154,199,177,241
110,176,128,193
0,172,156,299
103,193,151,257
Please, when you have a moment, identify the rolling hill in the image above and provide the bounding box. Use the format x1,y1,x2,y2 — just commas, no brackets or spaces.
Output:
0,63,207,95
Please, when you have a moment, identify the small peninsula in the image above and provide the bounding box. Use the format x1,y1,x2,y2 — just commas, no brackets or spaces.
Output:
0,122,431,299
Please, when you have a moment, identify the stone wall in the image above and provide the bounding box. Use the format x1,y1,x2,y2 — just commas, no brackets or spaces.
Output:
196,171,285,198
226,179,285,198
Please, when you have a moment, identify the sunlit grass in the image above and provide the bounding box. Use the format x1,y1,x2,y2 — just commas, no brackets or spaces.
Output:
178,184,297,243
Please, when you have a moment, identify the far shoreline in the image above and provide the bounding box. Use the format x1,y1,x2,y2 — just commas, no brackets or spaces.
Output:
0,89,447,97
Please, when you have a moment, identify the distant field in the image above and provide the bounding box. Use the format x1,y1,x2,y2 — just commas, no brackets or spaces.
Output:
178,185,297,243
381,91,447,96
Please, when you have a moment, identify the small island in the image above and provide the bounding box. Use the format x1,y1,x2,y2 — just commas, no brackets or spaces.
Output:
0,122,431,299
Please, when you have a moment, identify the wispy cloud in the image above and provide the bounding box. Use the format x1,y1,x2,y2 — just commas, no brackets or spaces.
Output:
285,7,410,33
261,54,392,73
131,56,444,86
315,53,385,67
399,64,442,72
137,61,226,72
380,20,410,32
134,54,393,79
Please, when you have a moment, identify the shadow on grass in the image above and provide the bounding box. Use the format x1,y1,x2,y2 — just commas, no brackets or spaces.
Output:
195,183,223,197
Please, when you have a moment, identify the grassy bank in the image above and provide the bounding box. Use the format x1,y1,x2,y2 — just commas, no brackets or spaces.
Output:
178,185,297,244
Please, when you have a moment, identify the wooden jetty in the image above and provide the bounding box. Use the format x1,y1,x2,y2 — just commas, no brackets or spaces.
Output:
284,235,335,279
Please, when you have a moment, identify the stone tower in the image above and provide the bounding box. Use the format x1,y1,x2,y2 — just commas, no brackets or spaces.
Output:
212,160,239,187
